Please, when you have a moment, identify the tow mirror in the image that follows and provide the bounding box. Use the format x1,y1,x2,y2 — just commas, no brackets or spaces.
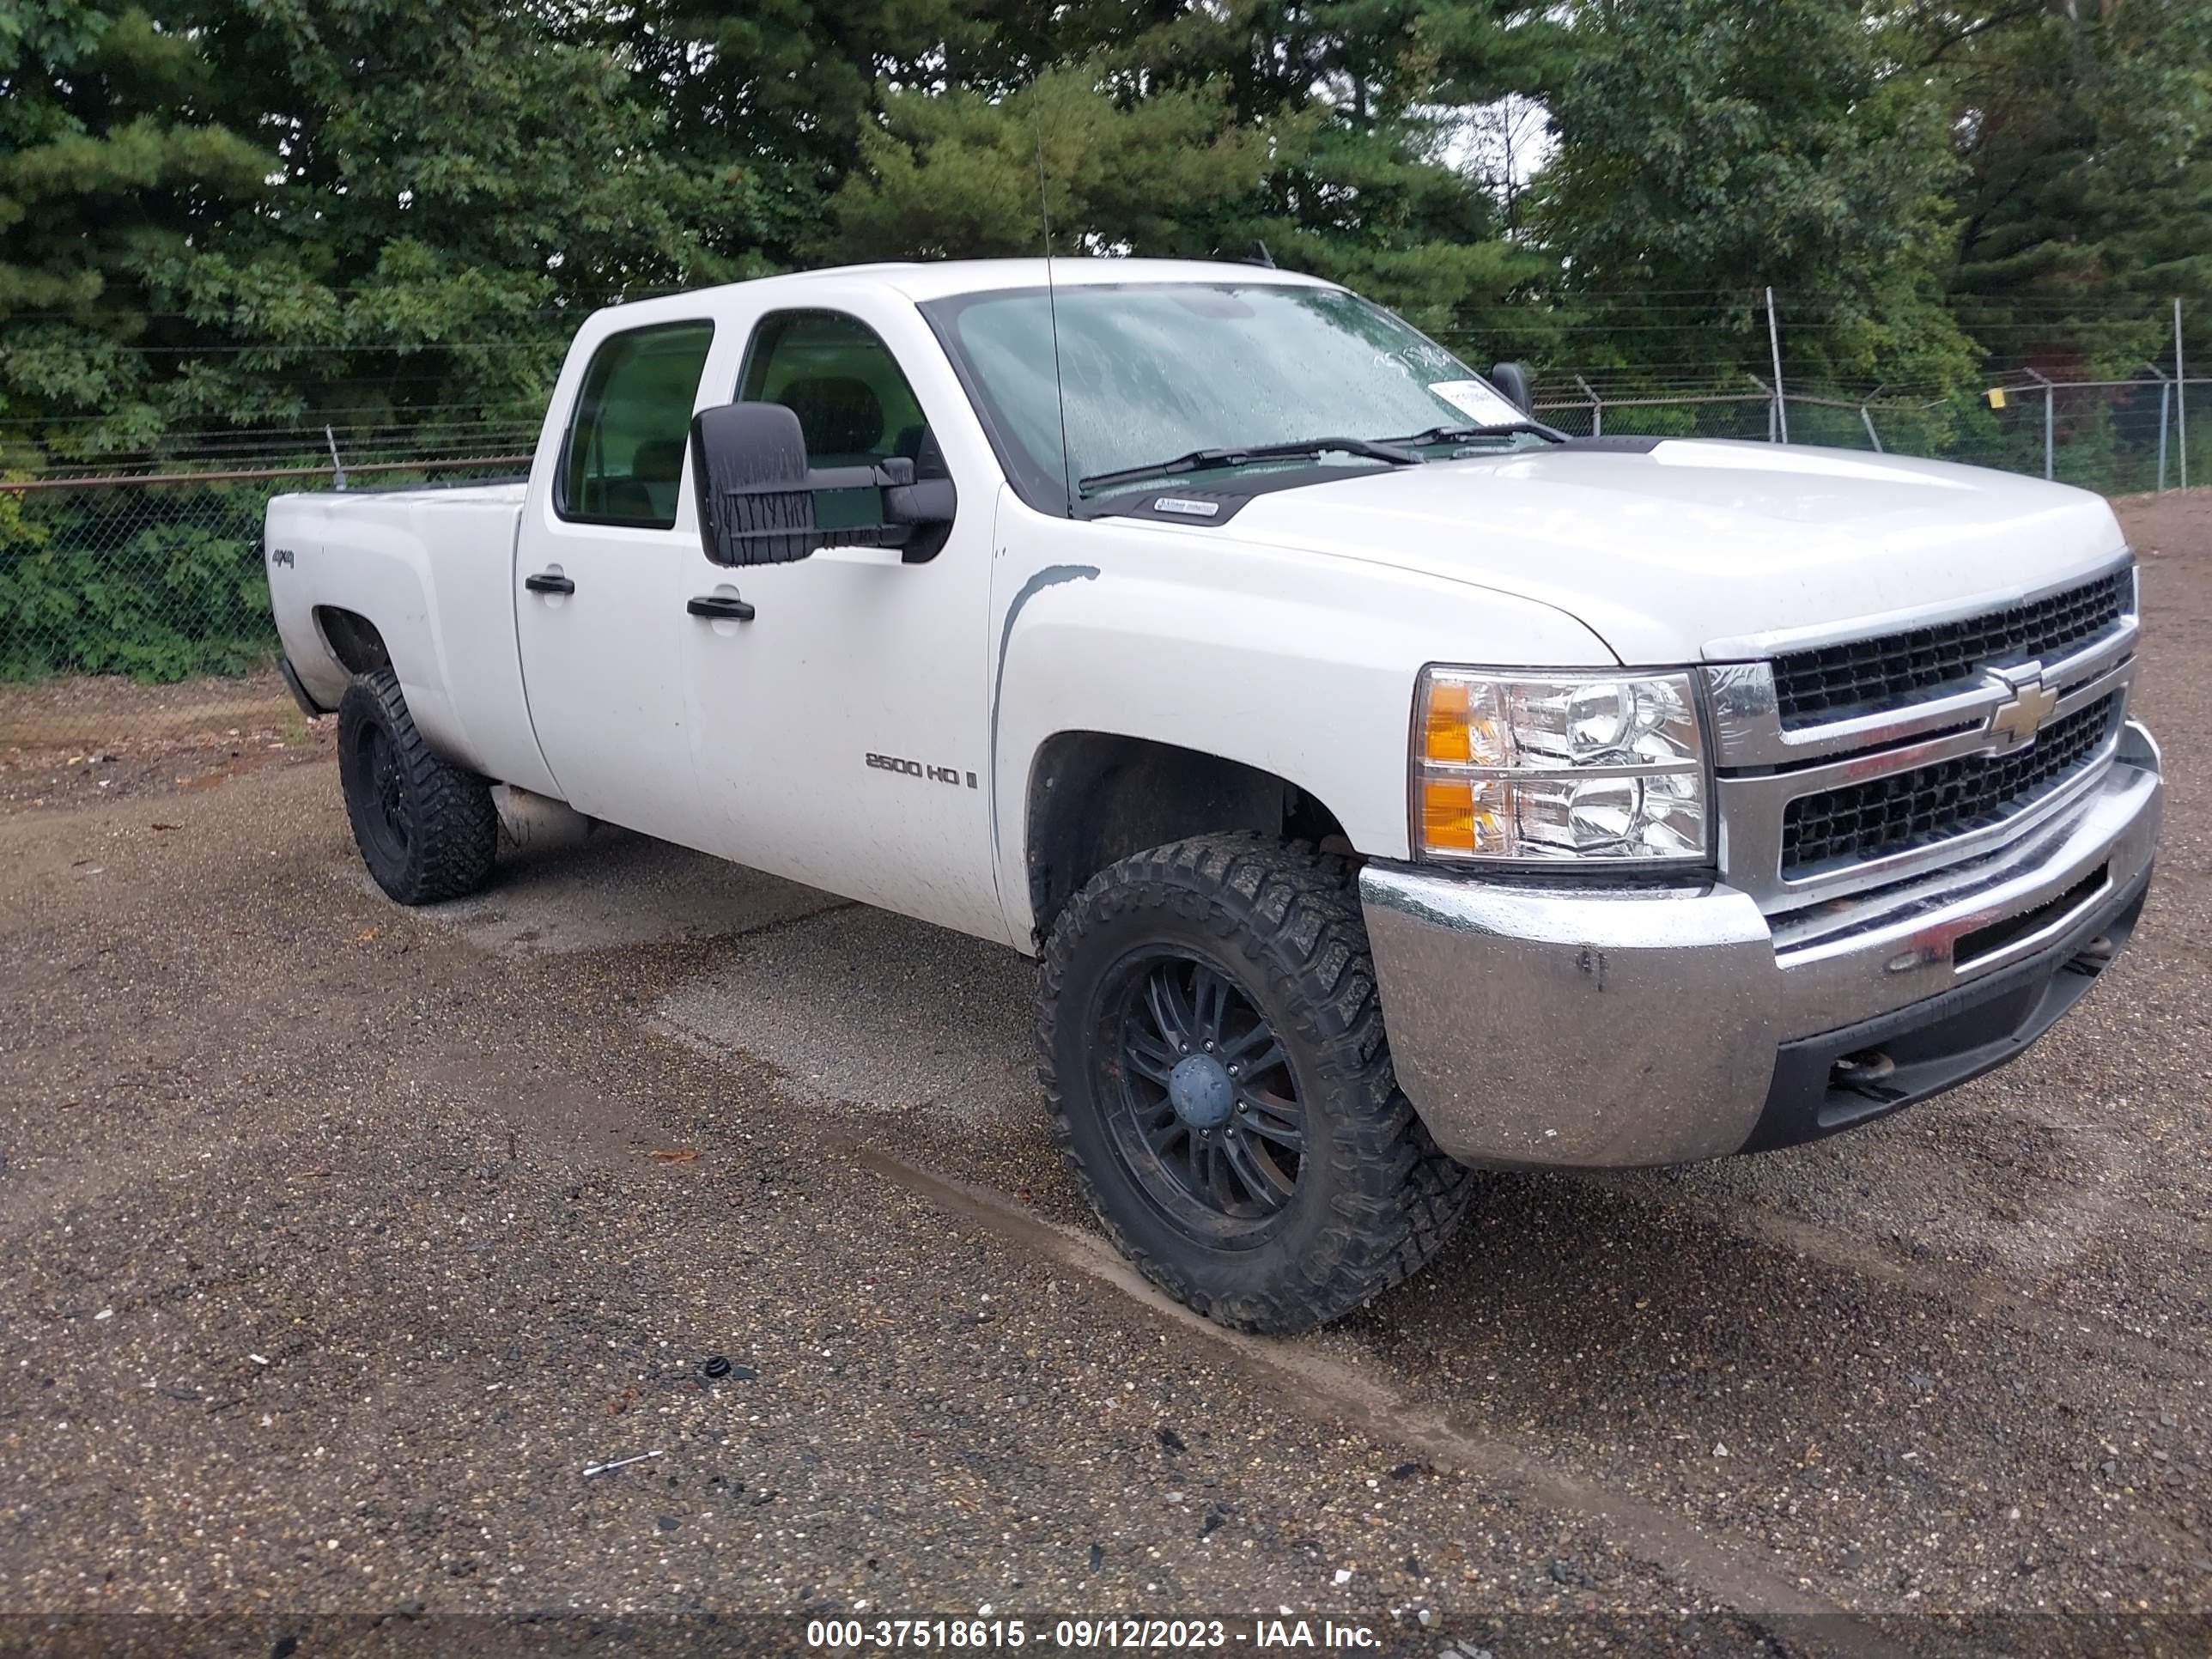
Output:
689,401,957,568
690,402,816,566
1490,361,1535,417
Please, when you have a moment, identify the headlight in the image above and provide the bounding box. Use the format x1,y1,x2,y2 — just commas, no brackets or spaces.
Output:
1412,668,1711,863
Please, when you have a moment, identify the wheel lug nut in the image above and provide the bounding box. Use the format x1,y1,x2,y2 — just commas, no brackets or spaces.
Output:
1227,1065,1239,1077
1203,1041,1215,1052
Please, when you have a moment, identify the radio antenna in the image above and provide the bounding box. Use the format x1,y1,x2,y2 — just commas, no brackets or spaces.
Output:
1033,124,1076,517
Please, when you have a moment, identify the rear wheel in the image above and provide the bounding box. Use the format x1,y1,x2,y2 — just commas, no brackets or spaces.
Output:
1037,834,1474,1334
337,670,497,904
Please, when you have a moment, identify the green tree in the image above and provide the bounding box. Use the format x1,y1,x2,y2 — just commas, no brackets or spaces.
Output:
0,1,750,463
0,3,270,457
597,0,1055,274
830,66,1273,259
0,0,763,679
1929,0,2212,374
1094,1,1571,336
1532,0,1977,395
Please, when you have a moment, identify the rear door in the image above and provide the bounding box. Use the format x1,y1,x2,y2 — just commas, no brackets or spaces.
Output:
514,317,718,840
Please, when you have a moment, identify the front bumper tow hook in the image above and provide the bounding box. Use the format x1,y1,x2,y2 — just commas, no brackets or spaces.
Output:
1832,1048,1900,1103
2065,933,2118,975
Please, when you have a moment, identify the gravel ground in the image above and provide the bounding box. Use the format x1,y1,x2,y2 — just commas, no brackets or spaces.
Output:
3,494,2209,1657
0,669,326,811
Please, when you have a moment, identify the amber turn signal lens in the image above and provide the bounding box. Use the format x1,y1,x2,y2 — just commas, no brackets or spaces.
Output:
1420,778,1479,851
1422,680,1471,763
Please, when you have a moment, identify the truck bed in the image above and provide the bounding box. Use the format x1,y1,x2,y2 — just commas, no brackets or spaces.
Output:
264,481,558,799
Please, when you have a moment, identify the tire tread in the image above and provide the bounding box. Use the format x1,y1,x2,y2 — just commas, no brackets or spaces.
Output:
1036,832,1474,1334
338,669,498,904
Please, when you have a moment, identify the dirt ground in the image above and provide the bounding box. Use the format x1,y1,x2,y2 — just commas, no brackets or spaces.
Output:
2109,487,2212,559
0,667,330,811
2,493,2209,1656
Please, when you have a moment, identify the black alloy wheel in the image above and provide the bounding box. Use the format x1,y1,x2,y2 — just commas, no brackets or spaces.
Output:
1101,948,1306,1244
1037,833,1475,1334
354,719,412,866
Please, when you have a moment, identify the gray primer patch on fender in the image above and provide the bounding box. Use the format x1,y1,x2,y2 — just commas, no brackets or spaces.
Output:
990,562,1100,862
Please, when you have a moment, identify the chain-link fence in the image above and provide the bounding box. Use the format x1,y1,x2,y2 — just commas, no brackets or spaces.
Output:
1,455,528,679
2,371,2207,750
1528,375,2210,500
0,452,527,749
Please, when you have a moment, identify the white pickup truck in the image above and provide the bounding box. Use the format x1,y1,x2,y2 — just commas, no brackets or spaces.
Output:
268,258,2162,1332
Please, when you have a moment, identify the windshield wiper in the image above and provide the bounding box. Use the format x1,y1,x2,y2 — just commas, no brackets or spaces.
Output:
1375,421,1567,447
1077,435,1419,496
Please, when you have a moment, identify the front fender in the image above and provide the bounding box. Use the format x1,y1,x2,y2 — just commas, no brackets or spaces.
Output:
988,512,1617,941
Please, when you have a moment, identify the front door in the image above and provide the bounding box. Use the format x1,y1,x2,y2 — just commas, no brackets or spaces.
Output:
679,298,1006,941
514,317,719,844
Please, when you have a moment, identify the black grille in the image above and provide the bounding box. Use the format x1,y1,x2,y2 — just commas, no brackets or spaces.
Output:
1773,568,2130,729
1782,692,2122,876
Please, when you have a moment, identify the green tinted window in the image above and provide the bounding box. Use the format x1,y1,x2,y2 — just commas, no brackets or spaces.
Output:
738,311,927,469
558,320,715,528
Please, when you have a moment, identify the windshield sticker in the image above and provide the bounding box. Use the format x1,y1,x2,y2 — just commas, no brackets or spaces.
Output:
1428,379,1524,427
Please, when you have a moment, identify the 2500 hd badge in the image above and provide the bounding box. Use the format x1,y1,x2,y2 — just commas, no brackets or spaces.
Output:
866,751,978,789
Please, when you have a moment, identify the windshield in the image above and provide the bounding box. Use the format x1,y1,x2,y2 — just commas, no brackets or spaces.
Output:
920,283,1531,506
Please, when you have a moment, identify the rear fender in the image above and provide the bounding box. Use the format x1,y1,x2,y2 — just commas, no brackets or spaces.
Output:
264,488,555,795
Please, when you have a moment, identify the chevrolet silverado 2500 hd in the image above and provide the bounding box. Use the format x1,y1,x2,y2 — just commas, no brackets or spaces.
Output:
267,258,2162,1333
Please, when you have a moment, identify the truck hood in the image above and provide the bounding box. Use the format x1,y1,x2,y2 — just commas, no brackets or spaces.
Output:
1212,441,2126,664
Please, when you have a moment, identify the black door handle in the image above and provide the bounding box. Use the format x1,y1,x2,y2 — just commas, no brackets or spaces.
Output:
525,571,575,595
688,594,757,623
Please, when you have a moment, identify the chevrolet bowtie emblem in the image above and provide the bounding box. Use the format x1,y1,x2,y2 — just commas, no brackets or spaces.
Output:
1989,676,2059,748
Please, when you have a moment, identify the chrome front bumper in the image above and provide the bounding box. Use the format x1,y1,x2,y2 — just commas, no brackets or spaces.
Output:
1358,723,2163,1169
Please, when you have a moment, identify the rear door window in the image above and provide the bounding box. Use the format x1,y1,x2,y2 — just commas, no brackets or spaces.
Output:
557,320,716,528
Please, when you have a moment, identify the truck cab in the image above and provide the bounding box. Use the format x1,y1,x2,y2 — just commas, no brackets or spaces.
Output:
268,259,2162,1333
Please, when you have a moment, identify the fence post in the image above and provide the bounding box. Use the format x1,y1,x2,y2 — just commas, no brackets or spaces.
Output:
1574,374,1603,438
2023,369,2054,481
2148,364,2172,492
1765,286,1789,443
2178,298,2190,491
324,426,347,492
1859,406,1884,453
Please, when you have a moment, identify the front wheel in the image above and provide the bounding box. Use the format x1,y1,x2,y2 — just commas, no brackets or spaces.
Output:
1037,834,1474,1334
336,669,498,904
